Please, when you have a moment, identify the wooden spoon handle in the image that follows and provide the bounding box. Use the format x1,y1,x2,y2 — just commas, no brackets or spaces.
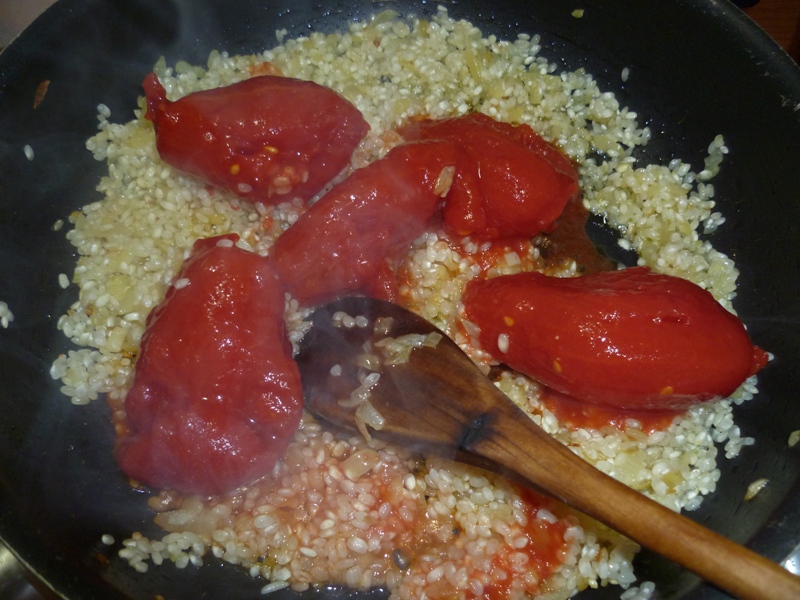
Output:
465,401,800,600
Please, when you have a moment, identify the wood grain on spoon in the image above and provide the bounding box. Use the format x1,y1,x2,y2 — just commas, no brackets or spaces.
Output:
295,296,800,600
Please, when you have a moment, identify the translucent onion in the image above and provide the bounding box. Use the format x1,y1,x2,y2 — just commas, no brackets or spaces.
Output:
342,449,381,481
341,449,382,481
356,352,382,371
355,399,385,431
338,386,371,408
423,332,443,348
374,316,395,336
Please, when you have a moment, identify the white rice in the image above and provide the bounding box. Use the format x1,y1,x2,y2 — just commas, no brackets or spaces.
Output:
49,7,761,599
0,301,13,329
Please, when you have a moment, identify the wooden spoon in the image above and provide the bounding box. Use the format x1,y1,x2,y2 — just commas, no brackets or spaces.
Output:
294,296,800,600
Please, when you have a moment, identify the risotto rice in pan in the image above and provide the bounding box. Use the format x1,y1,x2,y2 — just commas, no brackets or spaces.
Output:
50,7,763,599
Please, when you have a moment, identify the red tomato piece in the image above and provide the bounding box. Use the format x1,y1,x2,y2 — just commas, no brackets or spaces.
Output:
116,235,303,495
398,113,578,241
270,140,459,306
462,267,769,410
143,73,369,204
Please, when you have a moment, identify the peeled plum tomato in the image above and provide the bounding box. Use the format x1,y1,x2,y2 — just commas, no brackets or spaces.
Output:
116,235,303,495
142,73,369,204
462,267,769,410
270,140,459,306
398,113,578,240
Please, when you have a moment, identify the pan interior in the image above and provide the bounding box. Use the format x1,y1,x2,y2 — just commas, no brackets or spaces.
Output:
0,1,799,599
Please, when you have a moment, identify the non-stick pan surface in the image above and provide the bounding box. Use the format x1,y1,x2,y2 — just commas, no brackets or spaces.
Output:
1,1,799,598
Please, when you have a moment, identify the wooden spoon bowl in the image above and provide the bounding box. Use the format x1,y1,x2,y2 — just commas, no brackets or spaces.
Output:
295,296,800,600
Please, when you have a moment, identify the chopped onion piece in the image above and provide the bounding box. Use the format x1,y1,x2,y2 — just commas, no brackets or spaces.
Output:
423,332,443,348
460,318,483,350
339,385,371,408
354,412,371,442
356,352,382,371
376,333,430,364
356,399,385,431
374,316,395,336
341,449,382,480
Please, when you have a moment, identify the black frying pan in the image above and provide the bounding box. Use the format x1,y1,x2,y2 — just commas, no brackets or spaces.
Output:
1,1,799,598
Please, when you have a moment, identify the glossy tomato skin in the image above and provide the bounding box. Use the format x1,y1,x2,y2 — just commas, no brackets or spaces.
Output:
270,140,459,306
398,113,578,241
462,267,768,410
143,73,369,204
116,235,303,495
